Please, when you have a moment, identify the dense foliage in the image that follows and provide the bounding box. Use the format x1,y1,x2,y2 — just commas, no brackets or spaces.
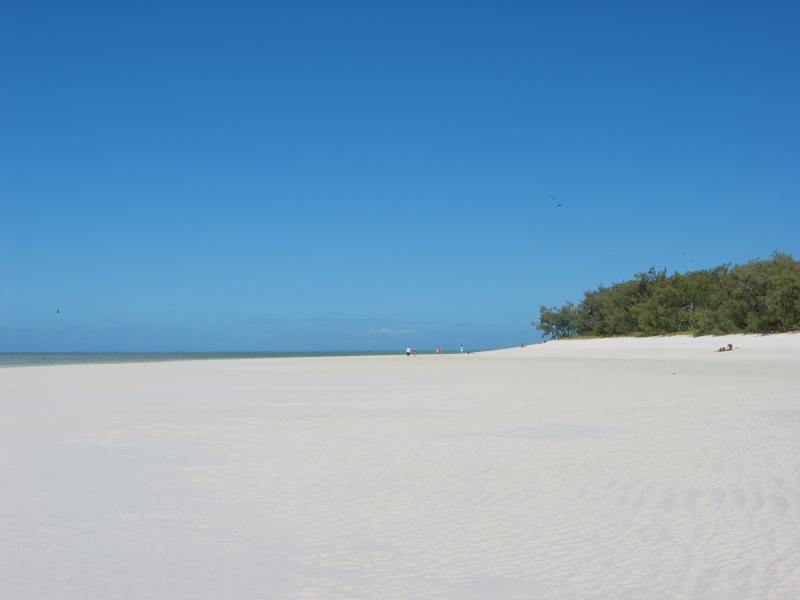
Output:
536,253,800,338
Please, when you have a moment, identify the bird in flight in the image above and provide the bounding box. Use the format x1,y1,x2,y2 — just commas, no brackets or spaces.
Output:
550,195,563,207
56,309,60,314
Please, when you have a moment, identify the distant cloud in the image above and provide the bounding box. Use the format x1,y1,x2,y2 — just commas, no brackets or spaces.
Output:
233,315,425,340
239,316,429,327
366,327,414,336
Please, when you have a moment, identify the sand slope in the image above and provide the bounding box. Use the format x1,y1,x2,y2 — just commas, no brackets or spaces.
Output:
2,335,799,598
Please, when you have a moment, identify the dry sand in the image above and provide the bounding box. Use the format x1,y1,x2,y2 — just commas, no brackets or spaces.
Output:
2,334,799,599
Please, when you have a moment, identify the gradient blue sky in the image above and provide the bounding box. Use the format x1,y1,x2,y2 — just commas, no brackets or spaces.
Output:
2,1,799,351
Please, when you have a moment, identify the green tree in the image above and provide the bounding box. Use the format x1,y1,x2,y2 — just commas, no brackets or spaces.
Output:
535,253,800,337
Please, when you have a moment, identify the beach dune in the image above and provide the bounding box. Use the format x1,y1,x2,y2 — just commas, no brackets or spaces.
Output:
2,334,799,598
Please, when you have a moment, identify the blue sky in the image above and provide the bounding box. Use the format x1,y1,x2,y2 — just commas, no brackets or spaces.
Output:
2,1,799,351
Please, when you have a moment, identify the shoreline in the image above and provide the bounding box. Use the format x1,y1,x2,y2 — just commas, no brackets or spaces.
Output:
3,332,798,369
0,350,423,369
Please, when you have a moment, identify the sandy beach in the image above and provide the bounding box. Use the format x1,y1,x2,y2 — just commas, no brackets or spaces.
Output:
2,334,799,599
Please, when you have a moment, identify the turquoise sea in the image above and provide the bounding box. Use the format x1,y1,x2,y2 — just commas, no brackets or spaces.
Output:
0,351,412,368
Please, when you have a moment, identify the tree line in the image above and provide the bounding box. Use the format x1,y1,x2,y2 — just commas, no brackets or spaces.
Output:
536,253,800,338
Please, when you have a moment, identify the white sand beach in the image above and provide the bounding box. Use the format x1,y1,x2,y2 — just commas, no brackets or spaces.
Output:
2,334,799,599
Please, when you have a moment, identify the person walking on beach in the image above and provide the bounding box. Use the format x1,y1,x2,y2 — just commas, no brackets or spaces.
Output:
460,344,464,353
406,347,411,357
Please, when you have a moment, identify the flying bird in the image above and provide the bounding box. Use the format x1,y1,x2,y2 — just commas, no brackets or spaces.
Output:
550,196,563,207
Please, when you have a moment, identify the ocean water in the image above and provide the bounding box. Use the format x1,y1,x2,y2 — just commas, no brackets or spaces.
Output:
0,351,409,368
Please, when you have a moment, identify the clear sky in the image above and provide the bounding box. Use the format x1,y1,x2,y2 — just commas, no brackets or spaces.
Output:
2,1,799,351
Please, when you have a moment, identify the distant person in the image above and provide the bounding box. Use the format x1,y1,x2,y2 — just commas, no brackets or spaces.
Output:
406,347,411,357
460,344,464,353
412,348,417,357
727,343,733,351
